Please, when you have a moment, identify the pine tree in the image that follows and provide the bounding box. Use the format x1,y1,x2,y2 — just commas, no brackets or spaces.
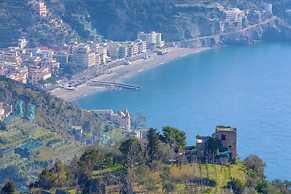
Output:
146,128,160,163
1,180,17,194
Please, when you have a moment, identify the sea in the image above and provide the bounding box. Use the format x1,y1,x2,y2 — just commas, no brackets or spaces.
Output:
75,42,291,180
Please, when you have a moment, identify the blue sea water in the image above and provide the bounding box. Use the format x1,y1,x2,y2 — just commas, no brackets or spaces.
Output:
75,42,291,180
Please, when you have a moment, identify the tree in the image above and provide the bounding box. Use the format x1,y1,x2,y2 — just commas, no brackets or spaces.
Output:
119,138,144,166
160,166,176,193
1,180,16,194
244,155,266,179
79,147,104,172
144,177,158,192
146,128,160,163
135,165,150,192
161,126,186,152
0,122,6,131
271,179,291,193
131,113,146,130
205,137,222,162
0,166,27,187
162,180,176,193
157,143,175,162
120,170,133,194
53,161,67,187
77,147,104,191
227,178,244,193
256,180,271,194
38,168,56,190
67,155,79,190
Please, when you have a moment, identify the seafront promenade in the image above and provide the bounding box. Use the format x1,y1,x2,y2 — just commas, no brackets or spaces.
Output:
51,47,210,101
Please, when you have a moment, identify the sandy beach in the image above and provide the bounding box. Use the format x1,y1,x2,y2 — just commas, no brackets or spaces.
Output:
51,47,210,101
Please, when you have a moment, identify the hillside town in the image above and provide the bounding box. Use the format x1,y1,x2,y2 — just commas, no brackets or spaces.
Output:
0,30,165,89
0,0,277,92
0,1,168,89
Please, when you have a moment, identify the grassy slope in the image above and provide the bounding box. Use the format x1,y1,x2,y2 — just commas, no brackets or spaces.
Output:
88,163,246,194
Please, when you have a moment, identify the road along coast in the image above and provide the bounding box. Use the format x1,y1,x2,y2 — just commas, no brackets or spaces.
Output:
51,47,210,101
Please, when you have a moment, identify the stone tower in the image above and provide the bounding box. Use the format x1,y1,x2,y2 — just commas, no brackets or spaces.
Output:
124,108,131,132
213,126,237,160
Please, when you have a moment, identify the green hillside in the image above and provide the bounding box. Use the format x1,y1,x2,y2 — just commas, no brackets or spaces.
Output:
0,0,79,48
29,130,291,194
0,77,111,186
0,0,290,48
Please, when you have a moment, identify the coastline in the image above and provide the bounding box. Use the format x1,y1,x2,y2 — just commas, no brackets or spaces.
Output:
51,47,211,101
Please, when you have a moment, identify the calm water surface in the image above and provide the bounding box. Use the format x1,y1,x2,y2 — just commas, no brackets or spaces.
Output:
75,42,291,180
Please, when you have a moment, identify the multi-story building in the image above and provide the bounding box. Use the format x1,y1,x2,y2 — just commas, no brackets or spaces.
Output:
118,45,128,59
107,43,120,60
212,126,237,160
55,51,69,65
18,38,28,49
95,53,102,65
35,47,55,60
137,41,147,54
41,58,60,75
196,135,211,158
0,65,28,84
72,44,96,67
0,49,22,65
28,66,51,85
127,42,139,57
138,31,165,48
95,44,107,64
223,8,246,31
34,1,48,17
91,108,131,131
9,66,29,84
196,126,237,162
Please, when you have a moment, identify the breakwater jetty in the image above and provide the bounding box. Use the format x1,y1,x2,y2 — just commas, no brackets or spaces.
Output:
89,81,141,90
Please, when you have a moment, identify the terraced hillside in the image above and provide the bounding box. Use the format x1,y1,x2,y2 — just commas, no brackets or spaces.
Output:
0,77,112,186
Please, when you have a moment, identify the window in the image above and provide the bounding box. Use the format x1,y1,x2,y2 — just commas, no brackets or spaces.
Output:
221,135,226,141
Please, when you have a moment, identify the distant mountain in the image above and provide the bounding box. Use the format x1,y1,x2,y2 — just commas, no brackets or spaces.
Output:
0,0,290,47
35,0,291,42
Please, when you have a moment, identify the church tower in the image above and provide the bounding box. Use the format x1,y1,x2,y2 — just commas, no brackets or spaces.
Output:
124,108,131,131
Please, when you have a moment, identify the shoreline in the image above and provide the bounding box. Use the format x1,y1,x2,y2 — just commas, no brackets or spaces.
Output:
51,47,211,101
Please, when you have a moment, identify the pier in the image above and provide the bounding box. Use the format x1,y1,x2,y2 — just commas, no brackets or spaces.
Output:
89,81,141,90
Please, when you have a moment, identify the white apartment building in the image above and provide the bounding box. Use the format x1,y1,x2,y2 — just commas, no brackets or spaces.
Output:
72,44,96,67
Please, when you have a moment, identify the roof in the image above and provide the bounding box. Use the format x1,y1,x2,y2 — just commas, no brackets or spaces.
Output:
90,109,114,115
216,126,236,132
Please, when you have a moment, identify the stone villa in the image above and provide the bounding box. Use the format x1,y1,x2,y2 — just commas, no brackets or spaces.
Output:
196,126,237,162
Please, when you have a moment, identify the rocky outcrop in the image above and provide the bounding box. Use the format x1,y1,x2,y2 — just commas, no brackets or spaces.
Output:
0,0,290,48
180,17,291,48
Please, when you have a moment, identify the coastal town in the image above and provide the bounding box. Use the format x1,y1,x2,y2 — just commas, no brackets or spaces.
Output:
0,2,171,95
0,0,279,101
0,30,167,90
1,0,291,192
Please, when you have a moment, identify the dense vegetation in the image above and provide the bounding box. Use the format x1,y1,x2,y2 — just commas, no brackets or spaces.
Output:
0,0,290,48
12,127,289,194
0,77,111,187
0,76,107,139
0,0,79,48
